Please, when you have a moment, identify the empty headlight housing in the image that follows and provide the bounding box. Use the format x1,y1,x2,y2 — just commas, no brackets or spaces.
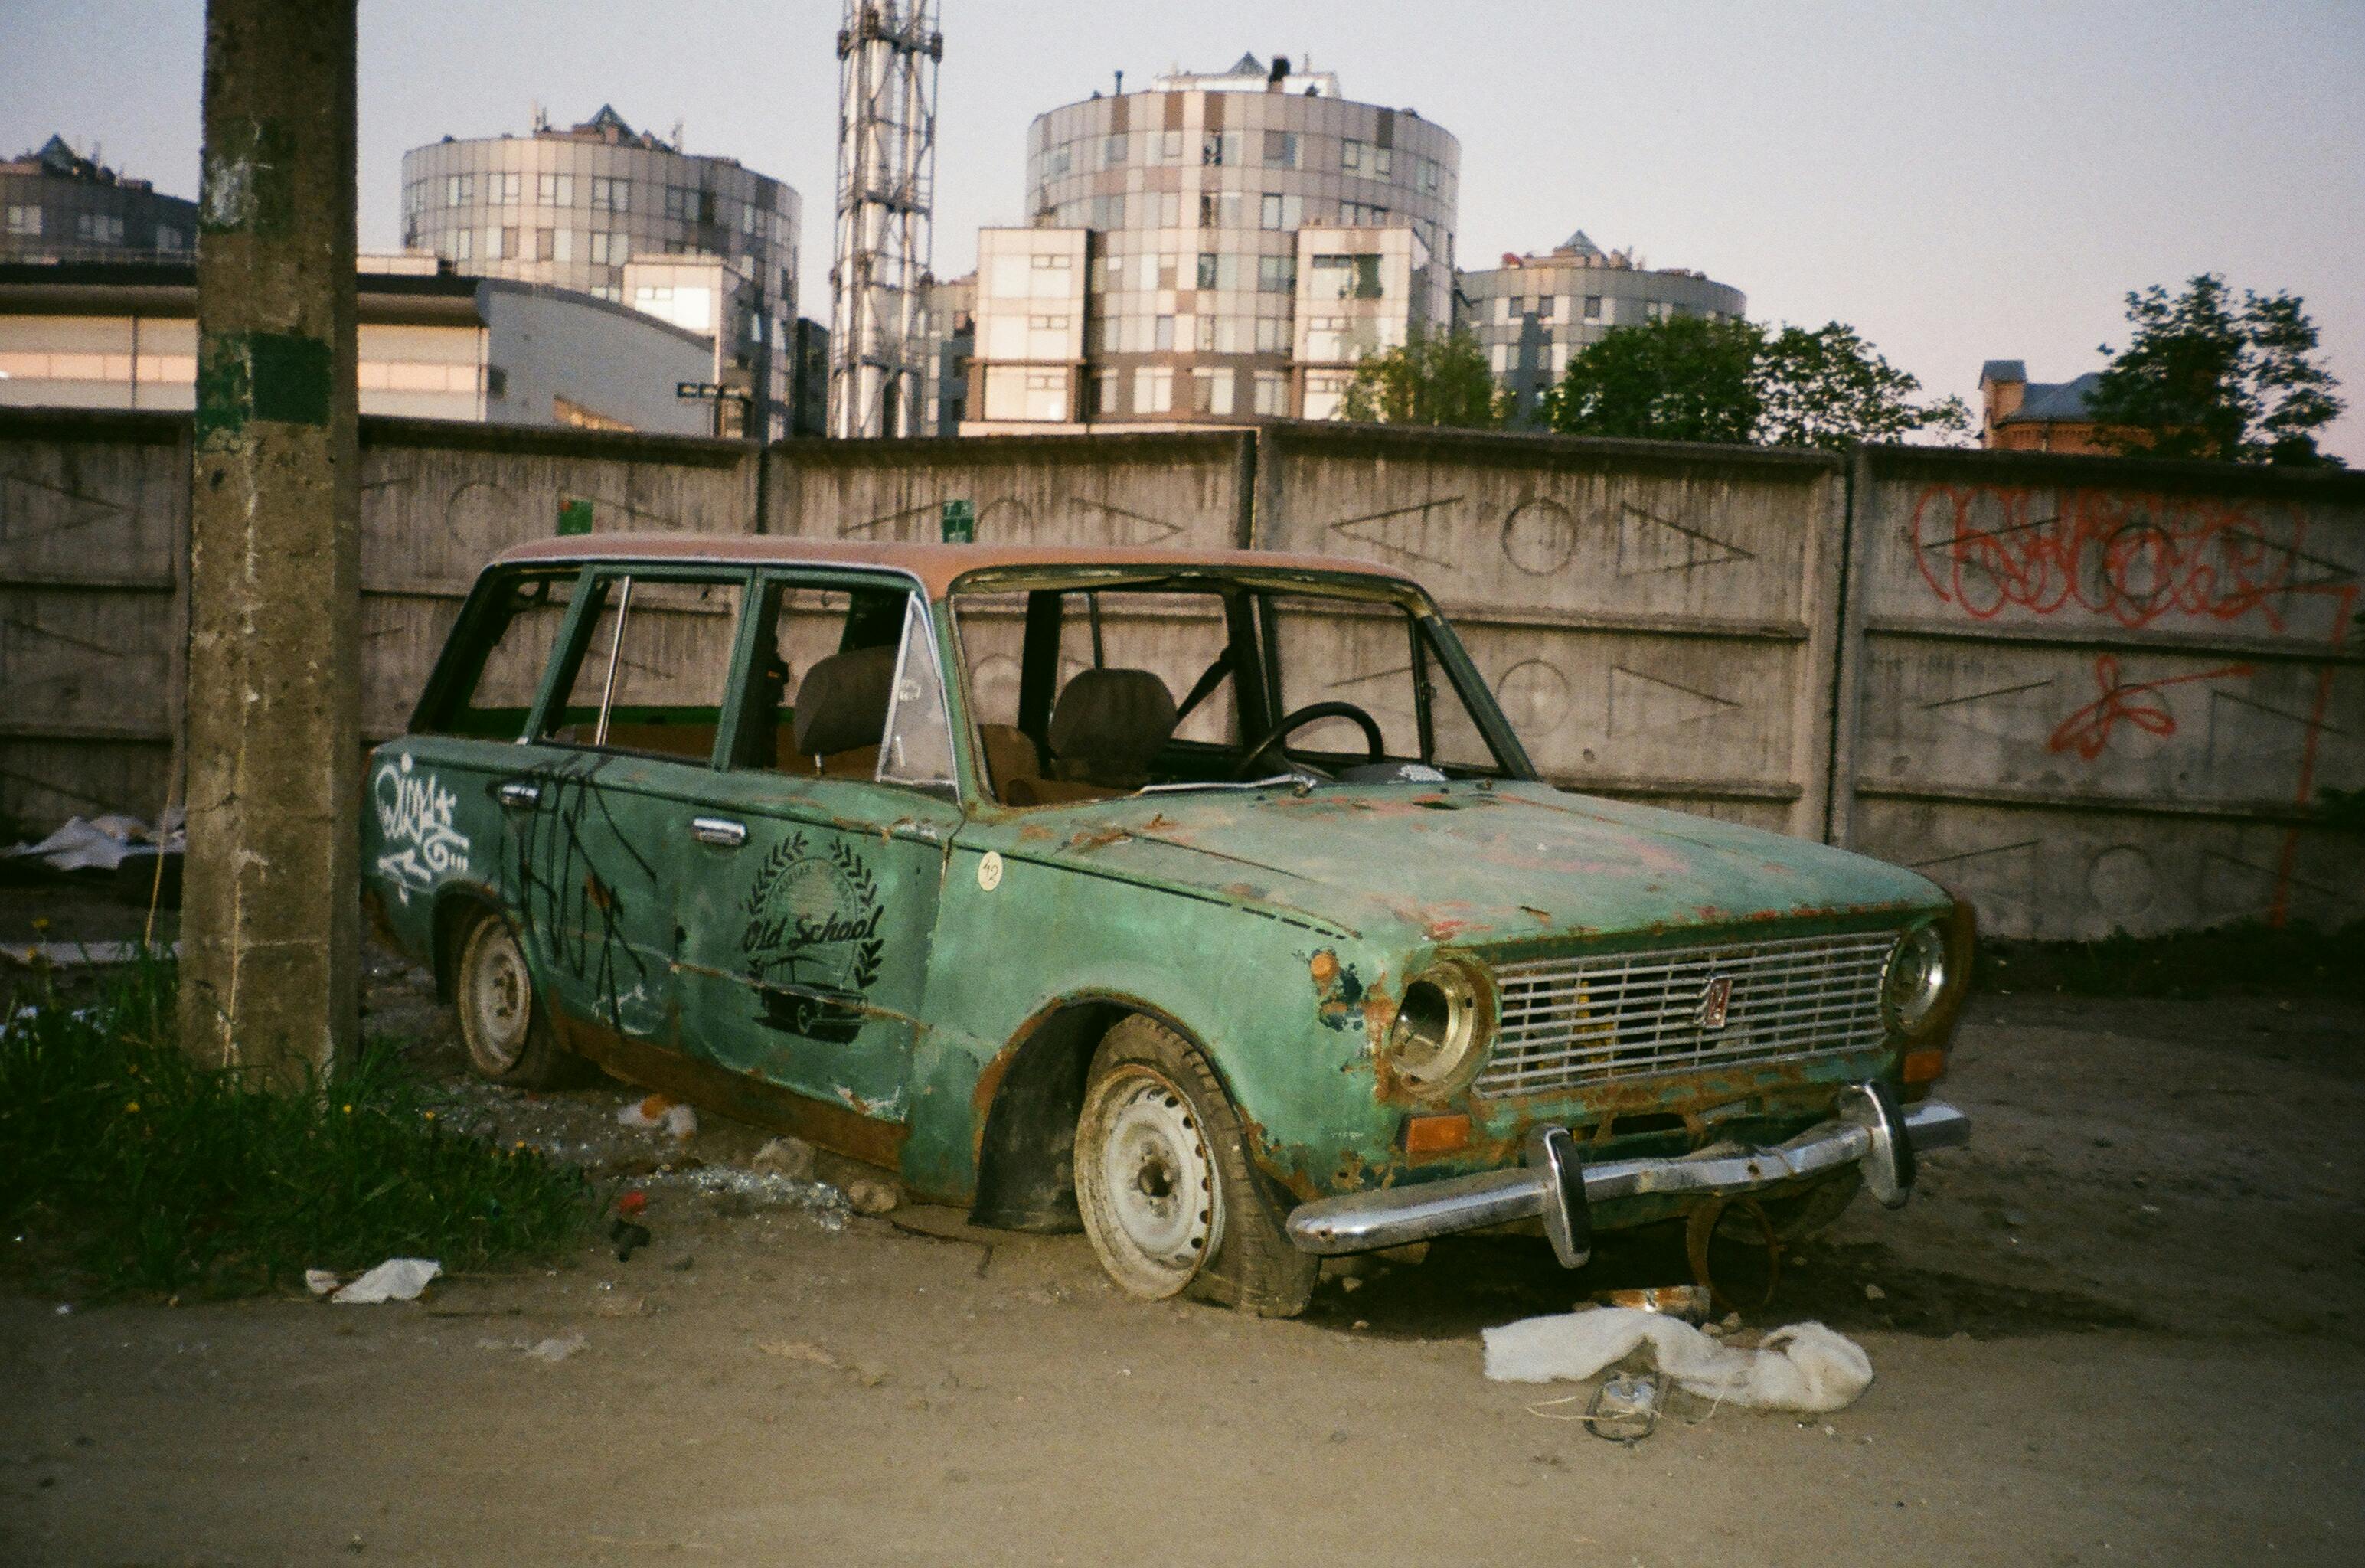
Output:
1385,961,1491,1093
1882,923,1950,1037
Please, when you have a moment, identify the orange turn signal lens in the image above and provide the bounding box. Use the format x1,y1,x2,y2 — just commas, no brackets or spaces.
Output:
1902,1047,1948,1085
1403,1112,1472,1155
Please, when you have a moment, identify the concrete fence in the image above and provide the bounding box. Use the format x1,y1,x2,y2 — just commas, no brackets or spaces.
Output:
3,408,2358,939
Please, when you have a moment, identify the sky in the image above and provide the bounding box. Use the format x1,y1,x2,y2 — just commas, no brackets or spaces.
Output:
5,0,2362,459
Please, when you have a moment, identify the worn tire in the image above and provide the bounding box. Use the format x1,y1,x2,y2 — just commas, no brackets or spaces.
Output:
1075,1015,1319,1318
452,910,569,1089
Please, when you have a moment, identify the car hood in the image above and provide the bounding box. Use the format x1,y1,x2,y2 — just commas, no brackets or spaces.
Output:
1030,780,1943,949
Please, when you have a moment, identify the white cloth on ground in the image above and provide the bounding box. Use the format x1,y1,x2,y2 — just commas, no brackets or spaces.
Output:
1481,1306,1874,1413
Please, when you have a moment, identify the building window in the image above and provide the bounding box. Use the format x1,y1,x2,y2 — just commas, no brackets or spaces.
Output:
1191,368,1233,416
1159,129,1183,162
492,172,521,204
1154,315,1174,350
1584,295,1603,323
1263,131,1298,168
589,230,622,264
1490,342,1510,373
1103,135,1126,167
1196,253,1219,289
1255,315,1289,353
483,226,505,260
590,176,629,212
1197,191,1240,229
1256,255,1295,294
1156,191,1181,228
1200,133,1223,166
5,204,42,237
1374,146,1393,176
537,172,573,206
1032,251,1072,270
1089,368,1118,416
1537,296,1560,322
1496,296,1512,324
1342,139,1364,172
1027,314,1070,330
1645,300,1671,322
552,228,574,263
446,174,474,205
1132,366,1173,413
1045,145,1071,178
1259,192,1302,230
157,226,187,251
1310,254,1382,300
1253,371,1287,416
75,212,126,244
1340,201,1390,226
453,227,472,261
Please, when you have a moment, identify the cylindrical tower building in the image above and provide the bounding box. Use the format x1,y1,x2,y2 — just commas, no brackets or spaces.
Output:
400,106,800,436
969,54,1457,430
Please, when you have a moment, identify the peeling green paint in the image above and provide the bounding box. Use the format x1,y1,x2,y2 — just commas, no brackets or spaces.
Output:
195,329,332,443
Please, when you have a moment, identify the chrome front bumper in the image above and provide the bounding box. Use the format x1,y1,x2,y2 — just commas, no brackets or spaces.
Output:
1284,1083,1970,1269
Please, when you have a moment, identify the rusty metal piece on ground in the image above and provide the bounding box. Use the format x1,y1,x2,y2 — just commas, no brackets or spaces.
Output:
1590,1284,1711,1323
1686,1196,1782,1315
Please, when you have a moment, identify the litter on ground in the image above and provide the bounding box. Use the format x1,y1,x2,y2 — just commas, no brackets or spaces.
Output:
328,1258,442,1305
1482,1306,1875,1414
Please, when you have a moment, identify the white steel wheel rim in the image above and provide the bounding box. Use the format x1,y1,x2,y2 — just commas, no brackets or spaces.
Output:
464,924,532,1074
1083,1070,1223,1298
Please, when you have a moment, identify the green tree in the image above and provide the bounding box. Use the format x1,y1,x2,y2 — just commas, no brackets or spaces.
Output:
1540,313,1763,444
1541,314,1966,450
1757,322,1969,449
1338,325,1507,428
2086,273,2344,465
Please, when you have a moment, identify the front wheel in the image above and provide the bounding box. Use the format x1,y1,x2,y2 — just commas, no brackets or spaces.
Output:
1074,1016,1318,1317
452,910,569,1088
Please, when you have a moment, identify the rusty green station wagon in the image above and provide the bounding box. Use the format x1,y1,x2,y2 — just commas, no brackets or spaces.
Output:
363,535,1972,1315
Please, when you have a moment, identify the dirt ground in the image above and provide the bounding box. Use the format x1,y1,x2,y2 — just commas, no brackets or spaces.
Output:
5,929,2362,1567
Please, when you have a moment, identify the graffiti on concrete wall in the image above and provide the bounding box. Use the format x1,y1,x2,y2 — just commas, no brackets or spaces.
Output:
1909,484,2350,633
1909,482,2358,926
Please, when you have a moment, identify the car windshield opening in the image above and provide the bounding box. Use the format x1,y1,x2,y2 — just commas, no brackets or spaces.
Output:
950,574,1517,806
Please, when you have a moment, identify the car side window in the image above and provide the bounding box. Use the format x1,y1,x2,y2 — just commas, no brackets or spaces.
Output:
413,568,577,740
877,595,959,799
538,571,745,763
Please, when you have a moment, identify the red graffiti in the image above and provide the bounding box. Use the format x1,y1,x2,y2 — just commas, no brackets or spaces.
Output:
2045,655,2256,762
1910,484,2323,632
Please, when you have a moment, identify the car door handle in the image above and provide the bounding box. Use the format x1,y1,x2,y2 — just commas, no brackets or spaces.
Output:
690,816,748,848
498,779,541,808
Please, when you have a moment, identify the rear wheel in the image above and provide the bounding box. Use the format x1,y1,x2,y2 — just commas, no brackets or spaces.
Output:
452,910,567,1088
1074,1015,1318,1317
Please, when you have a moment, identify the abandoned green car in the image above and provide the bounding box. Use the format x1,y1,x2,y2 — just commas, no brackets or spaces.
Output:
362,535,1972,1315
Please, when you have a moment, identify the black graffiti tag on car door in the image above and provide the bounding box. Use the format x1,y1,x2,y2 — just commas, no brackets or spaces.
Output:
508,752,659,1034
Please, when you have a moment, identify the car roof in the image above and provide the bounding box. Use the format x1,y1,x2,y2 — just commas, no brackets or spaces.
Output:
491,534,1421,599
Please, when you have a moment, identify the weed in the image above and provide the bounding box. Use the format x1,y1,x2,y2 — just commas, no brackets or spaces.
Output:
0,950,593,1298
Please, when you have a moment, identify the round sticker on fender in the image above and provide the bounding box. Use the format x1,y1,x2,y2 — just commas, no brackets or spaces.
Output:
978,850,1004,892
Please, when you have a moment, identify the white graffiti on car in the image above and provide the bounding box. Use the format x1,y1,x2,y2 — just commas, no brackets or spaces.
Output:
374,753,471,903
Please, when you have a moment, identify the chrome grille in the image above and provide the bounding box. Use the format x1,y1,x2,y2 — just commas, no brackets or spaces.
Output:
1475,931,1895,1099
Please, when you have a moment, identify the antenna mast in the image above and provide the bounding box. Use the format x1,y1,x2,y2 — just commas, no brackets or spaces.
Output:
828,0,941,439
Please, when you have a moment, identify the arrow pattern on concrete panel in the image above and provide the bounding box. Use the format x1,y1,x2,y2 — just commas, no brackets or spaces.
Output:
1325,498,1461,567
2205,685,2344,782
1904,837,2040,932
1917,676,2057,741
1606,665,1738,737
1068,497,1186,546
2198,847,2348,923
0,470,133,547
1615,501,1753,575
840,500,941,541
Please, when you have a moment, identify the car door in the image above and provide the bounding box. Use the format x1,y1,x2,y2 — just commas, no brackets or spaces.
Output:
498,565,750,1047
669,571,962,1135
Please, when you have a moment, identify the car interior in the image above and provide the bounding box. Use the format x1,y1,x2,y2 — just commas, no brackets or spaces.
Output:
420,566,1512,805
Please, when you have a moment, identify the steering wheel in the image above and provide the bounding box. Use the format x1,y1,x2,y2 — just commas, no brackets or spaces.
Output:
1233,701,1387,779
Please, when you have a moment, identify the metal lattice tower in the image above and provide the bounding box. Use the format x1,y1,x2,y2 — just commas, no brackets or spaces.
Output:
828,0,940,439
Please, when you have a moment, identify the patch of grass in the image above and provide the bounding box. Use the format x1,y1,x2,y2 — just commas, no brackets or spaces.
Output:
0,952,594,1299
1976,920,2364,1000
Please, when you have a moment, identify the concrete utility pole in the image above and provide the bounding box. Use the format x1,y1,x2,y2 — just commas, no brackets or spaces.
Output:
179,0,361,1088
